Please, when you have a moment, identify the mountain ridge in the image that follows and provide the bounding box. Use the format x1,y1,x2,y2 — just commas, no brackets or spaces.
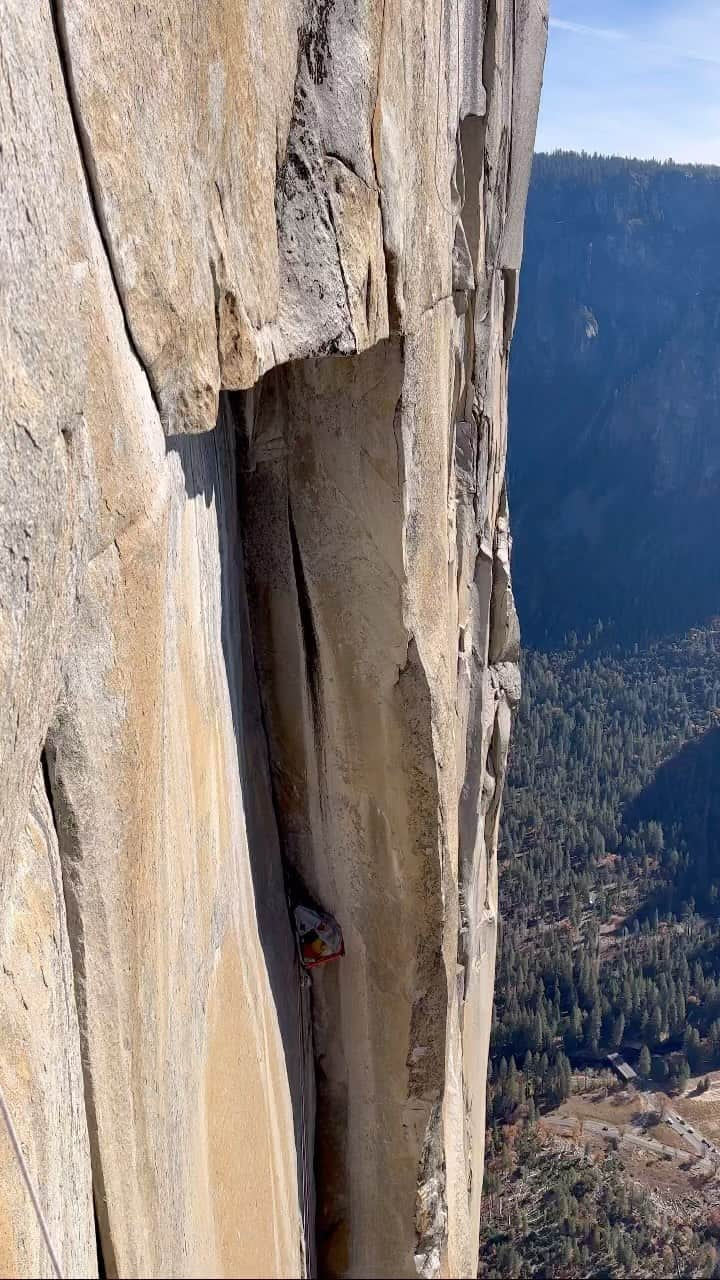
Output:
509,149,720,648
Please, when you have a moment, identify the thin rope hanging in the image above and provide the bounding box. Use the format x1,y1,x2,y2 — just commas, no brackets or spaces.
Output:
296,971,312,1275
0,1081,64,1278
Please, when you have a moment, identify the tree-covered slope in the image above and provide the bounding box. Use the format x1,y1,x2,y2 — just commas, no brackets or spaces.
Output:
510,151,720,647
481,156,720,1276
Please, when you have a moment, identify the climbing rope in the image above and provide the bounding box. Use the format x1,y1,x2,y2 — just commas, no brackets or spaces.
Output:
296,962,315,1278
0,1081,63,1278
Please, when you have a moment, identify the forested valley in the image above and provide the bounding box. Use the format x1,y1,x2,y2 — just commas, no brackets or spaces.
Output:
480,151,720,1278
493,624,720,1117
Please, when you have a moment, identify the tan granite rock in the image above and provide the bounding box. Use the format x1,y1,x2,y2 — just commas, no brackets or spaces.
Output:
0,769,96,1279
2,5,303,1275
1,0,545,1275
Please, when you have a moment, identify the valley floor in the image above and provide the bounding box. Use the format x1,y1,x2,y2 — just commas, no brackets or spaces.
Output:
480,1073,720,1278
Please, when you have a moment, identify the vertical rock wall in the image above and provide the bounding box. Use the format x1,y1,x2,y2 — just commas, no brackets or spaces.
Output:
0,1,545,1276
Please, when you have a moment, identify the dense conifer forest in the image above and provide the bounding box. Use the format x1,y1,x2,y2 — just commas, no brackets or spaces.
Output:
492,625,720,1117
481,151,720,1276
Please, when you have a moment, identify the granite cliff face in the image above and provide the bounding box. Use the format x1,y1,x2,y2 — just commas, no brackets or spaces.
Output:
0,3,545,1276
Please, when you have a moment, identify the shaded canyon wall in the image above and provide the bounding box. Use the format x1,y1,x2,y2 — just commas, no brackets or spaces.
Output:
0,1,546,1276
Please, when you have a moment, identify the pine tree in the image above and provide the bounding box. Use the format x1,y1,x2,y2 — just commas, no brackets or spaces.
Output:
651,1054,669,1083
586,1004,602,1053
648,1004,663,1045
684,1025,702,1072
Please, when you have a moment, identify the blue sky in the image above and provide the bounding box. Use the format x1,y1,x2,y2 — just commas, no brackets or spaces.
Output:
537,0,720,162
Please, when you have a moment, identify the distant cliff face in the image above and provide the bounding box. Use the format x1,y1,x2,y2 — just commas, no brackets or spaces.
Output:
510,152,720,648
0,3,545,1277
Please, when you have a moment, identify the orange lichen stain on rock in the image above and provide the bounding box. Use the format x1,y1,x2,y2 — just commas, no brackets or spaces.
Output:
173,499,235,930
177,617,227,890
204,935,297,1278
107,507,168,851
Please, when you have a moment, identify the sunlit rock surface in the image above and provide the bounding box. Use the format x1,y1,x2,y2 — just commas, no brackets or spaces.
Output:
0,1,545,1275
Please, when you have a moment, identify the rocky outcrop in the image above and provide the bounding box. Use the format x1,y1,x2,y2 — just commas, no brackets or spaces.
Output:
0,2,545,1277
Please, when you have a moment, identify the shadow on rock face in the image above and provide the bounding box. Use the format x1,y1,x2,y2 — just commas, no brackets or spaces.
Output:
167,397,313,1266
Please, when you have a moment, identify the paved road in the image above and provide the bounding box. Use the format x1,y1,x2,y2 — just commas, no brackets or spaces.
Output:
623,1131,687,1159
543,1116,625,1143
649,1095,720,1162
583,1119,684,1160
543,1116,578,1132
543,1107,720,1166
583,1119,621,1141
